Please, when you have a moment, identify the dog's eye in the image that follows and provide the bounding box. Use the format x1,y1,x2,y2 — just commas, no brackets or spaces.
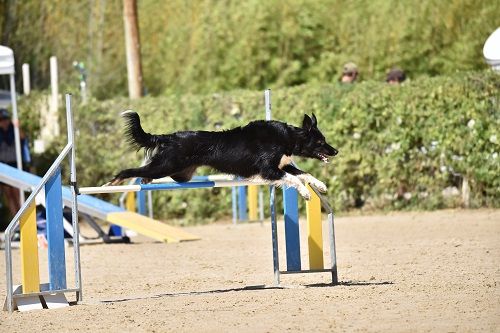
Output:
317,140,323,144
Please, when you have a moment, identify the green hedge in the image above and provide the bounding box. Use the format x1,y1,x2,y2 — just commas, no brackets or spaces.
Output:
18,71,500,223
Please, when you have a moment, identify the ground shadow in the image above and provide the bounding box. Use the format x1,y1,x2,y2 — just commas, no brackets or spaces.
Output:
306,280,394,288
101,285,279,304
101,280,394,304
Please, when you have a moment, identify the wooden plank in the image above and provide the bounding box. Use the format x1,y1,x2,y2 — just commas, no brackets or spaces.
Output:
20,202,40,293
125,192,136,212
45,168,67,290
248,185,258,220
137,189,147,215
238,186,247,221
306,184,324,269
283,186,301,271
106,211,200,242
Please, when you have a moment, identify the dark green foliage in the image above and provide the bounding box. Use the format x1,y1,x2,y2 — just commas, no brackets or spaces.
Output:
18,71,500,223
1,1,498,98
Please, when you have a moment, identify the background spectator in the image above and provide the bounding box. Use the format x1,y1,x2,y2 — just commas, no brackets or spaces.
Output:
386,68,406,84
341,62,359,83
0,108,29,219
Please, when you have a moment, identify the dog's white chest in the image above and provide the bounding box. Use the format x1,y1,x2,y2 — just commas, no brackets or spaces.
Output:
278,155,294,169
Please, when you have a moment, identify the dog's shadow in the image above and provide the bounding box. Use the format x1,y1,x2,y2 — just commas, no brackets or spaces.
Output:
305,280,394,288
99,280,394,304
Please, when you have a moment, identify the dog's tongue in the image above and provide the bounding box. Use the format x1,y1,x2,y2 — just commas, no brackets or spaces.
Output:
320,155,329,163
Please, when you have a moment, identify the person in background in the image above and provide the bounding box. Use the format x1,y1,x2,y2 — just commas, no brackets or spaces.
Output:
340,62,359,83
386,68,406,84
0,108,31,218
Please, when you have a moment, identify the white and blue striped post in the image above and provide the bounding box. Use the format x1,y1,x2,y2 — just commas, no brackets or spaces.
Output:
79,180,268,194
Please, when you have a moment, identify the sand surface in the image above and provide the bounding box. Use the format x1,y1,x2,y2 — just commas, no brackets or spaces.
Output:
1,209,499,332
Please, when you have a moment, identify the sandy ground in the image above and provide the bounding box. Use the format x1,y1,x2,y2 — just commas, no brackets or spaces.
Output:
0,209,499,332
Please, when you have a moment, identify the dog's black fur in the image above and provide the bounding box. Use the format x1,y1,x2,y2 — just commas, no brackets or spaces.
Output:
109,112,337,199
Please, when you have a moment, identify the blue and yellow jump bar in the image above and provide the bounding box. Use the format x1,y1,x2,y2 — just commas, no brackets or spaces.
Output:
79,180,269,195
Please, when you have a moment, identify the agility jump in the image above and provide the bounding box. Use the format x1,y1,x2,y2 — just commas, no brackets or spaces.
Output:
4,91,338,313
80,88,338,284
4,95,81,312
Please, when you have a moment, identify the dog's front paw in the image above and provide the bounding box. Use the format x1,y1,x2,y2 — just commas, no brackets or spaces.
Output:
298,187,311,201
313,180,327,193
301,192,311,201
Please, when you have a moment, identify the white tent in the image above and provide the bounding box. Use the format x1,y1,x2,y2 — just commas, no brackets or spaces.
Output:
0,45,23,202
483,28,500,72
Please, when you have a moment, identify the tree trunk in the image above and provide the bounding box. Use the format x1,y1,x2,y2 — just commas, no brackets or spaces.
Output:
123,0,143,99
1,0,16,44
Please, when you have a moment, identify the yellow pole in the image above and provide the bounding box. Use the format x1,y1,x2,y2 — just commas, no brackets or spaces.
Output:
20,202,40,293
125,192,136,212
306,184,323,269
248,185,258,220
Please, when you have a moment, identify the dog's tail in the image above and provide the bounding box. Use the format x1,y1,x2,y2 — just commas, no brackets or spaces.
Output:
121,110,158,152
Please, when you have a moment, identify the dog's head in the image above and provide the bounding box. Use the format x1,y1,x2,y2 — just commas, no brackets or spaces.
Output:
297,114,338,163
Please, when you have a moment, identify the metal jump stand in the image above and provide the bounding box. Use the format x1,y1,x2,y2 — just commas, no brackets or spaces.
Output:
265,89,338,286
4,95,82,312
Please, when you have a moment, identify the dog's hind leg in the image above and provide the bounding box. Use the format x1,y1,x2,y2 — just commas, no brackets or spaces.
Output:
282,164,327,193
170,166,197,183
108,163,176,186
140,178,153,184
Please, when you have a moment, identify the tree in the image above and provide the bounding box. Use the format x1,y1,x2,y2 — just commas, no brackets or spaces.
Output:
123,0,143,99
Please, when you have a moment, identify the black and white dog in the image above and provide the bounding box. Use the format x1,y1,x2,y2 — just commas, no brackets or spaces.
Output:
108,112,338,200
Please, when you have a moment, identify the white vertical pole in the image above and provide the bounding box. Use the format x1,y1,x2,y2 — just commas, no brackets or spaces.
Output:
66,94,82,301
265,89,271,121
265,89,280,285
258,189,264,221
50,56,58,111
232,187,237,224
462,177,470,208
9,73,24,203
22,64,30,95
262,88,272,223
147,191,153,218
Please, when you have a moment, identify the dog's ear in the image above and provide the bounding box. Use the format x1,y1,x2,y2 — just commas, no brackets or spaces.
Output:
302,114,313,131
311,113,317,128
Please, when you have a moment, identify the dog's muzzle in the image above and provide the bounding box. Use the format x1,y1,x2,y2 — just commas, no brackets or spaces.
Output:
317,147,338,163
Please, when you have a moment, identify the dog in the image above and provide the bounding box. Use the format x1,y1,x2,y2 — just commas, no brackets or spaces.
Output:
108,111,338,200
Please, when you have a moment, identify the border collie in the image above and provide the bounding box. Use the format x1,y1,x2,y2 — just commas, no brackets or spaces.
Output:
108,112,338,200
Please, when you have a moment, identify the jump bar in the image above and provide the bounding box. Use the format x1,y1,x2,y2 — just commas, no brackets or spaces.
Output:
79,180,269,195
